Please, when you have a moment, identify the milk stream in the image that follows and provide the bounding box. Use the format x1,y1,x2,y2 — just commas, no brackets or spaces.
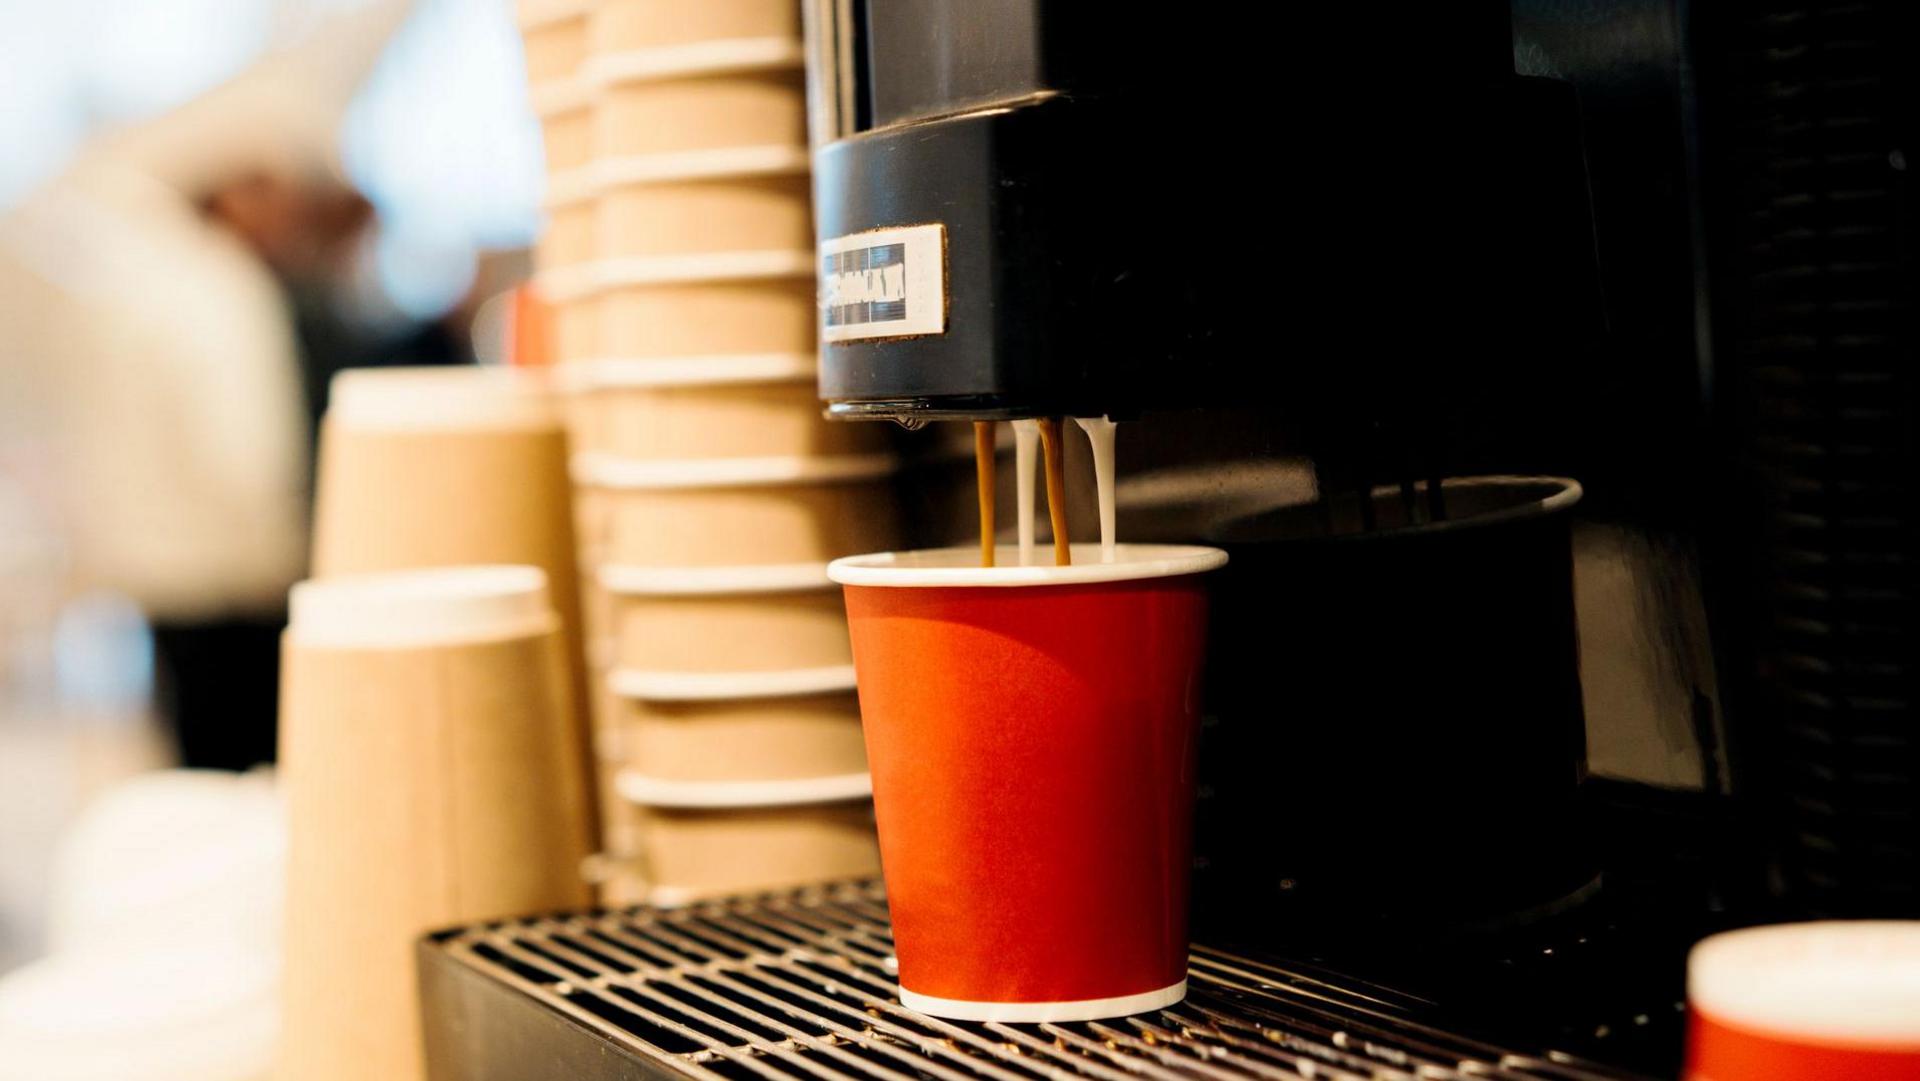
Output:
1075,417,1118,562
1011,420,1040,565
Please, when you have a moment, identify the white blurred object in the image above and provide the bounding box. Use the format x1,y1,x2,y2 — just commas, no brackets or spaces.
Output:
342,0,543,251
0,945,277,1081
47,769,284,957
0,769,286,1080
0,2,410,620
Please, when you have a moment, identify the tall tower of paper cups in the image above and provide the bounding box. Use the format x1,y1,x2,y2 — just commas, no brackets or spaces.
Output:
519,0,892,904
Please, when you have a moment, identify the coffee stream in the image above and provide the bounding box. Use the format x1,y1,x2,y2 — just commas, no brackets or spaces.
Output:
974,418,1117,567
974,421,996,567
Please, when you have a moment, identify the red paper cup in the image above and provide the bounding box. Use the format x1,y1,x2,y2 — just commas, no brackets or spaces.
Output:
829,543,1227,1022
1685,921,1920,1081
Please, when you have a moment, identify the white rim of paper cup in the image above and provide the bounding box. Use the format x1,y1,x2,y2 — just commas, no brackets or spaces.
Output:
573,451,896,490
1688,921,1920,1048
600,562,834,595
530,74,592,117
327,366,556,431
829,544,1228,589
593,250,814,287
591,146,811,187
516,0,590,30
559,353,815,390
288,566,553,648
615,769,872,808
534,262,598,303
585,37,806,86
899,980,1187,1023
543,166,596,208
608,665,857,701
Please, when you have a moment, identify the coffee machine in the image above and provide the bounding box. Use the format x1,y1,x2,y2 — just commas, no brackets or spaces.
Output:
799,0,1920,1070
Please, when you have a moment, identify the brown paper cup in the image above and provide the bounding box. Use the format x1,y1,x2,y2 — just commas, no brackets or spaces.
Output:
598,278,816,357
312,367,579,597
311,367,581,652
598,797,880,906
594,71,806,159
551,294,599,361
609,588,850,672
310,367,593,835
574,456,903,566
569,378,890,460
591,0,799,52
580,565,615,641
601,692,867,781
573,485,612,567
534,78,594,173
522,15,588,83
535,188,595,270
597,174,811,258
278,566,593,1081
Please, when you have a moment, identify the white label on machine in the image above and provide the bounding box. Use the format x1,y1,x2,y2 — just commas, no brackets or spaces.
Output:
819,223,946,342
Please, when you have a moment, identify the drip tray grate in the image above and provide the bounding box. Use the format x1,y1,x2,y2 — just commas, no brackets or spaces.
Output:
419,880,1650,1081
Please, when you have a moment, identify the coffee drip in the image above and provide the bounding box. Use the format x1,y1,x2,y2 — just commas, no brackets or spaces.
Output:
972,418,1118,567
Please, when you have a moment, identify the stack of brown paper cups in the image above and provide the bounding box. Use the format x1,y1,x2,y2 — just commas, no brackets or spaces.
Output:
278,565,593,1081
519,0,598,356
309,366,591,792
571,451,892,903
518,0,890,905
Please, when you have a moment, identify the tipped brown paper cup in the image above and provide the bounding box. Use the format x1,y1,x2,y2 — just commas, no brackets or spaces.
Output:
597,174,812,258
601,692,867,782
568,377,890,460
598,797,880,906
594,71,806,159
278,566,593,1081
591,0,799,52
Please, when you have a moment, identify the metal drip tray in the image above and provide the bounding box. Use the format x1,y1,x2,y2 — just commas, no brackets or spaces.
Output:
419,880,1651,1081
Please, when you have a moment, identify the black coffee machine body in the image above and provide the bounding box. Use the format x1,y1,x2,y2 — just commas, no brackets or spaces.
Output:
804,0,1920,1071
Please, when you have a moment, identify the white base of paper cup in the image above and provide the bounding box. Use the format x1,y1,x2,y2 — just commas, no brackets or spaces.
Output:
600,562,833,595
584,38,805,85
574,452,897,490
608,665,857,701
289,566,554,648
559,353,816,390
327,366,556,430
615,769,872,808
899,980,1187,1023
594,249,815,287
590,145,811,186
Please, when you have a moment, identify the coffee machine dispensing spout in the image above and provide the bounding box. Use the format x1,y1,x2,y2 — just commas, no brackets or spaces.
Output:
804,1,1230,426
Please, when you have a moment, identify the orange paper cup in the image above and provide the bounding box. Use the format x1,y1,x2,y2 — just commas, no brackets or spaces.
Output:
830,544,1227,1022
1686,921,1920,1081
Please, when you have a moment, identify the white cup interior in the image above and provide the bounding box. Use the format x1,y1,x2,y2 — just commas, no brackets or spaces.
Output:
1689,921,1920,1046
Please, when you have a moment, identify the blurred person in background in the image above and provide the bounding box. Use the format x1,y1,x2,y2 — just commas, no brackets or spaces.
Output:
0,2,415,771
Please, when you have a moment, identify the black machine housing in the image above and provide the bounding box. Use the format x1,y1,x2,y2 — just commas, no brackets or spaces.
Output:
809,1,1603,423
